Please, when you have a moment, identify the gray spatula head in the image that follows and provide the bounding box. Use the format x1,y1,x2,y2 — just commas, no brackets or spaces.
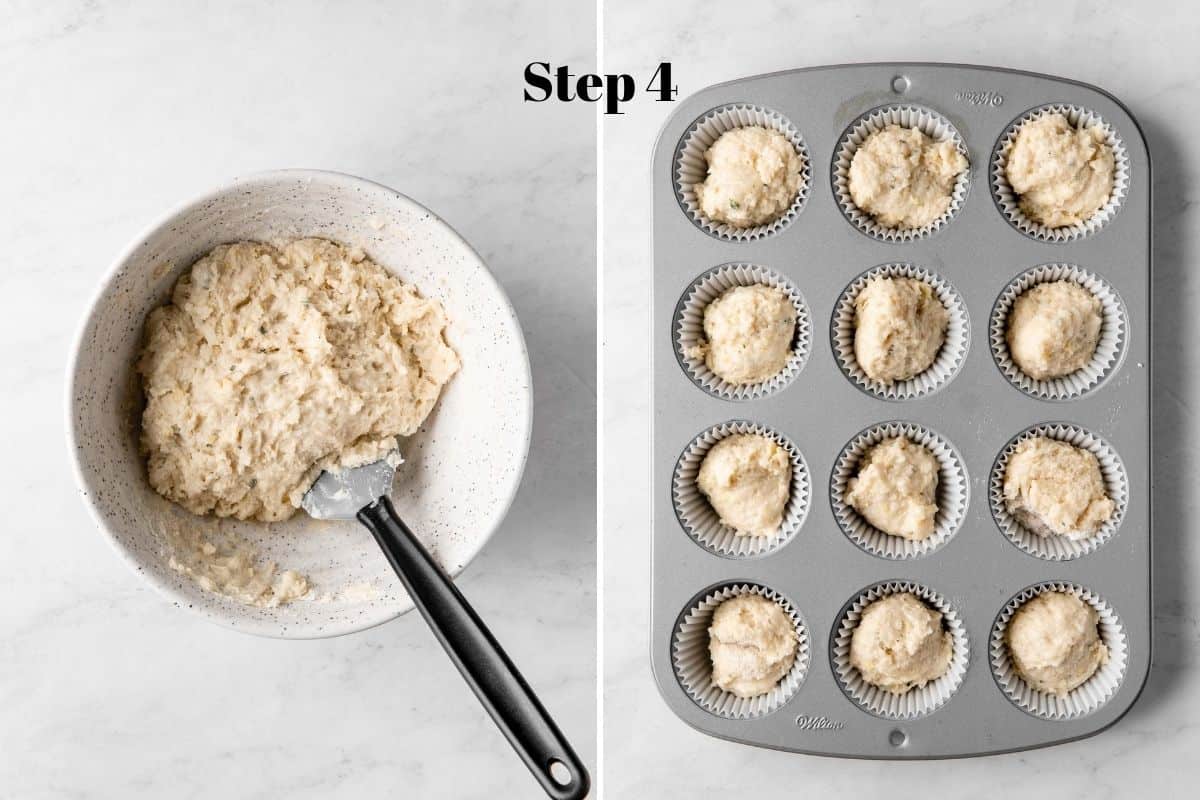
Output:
301,450,403,520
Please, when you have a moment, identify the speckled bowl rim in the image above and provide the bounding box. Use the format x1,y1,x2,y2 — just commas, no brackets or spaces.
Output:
64,169,533,640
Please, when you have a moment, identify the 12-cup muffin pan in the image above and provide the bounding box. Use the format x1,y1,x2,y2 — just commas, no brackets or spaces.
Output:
650,64,1151,758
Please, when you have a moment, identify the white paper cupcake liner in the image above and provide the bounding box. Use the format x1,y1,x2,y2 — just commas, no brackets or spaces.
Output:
990,581,1128,720
674,264,812,401
674,421,810,559
832,104,970,242
990,264,1128,401
672,582,810,719
990,423,1128,561
831,422,967,560
674,104,812,241
830,581,969,719
991,104,1130,242
832,264,970,400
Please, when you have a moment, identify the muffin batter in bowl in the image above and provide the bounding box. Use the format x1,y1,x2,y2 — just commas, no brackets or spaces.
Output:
139,238,460,522
708,593,798,698
1007,591,1108,695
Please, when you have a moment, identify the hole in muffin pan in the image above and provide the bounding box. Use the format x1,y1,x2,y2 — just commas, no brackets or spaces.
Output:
989,103,1130,243
831,103,971,243
989,422,1128,562
671,581,811,720
672,420,811,559
829,580,970,721
830,263,971,402
673,104,813,242
830,422,969,561
673,264,812,402
989,581,1129,721
989,264,1129,402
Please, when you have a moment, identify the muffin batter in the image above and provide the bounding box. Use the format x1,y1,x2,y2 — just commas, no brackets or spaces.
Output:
847,124,967,229
162,522,308,608
1007,591,1108,695
697,433,791,537
853,276,949,383
694,126,805,228
844,437,939,541
708,593,798,698
850,592,953,694
1007,280,1102,380
1005,112,1115,228
690,284,796,385
1003,437,1114,540
139,238,460,522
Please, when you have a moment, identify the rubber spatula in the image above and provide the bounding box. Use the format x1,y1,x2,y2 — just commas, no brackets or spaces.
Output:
302,451,590,799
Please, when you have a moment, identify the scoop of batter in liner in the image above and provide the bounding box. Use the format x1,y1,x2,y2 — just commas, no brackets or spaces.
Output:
847,124,967,230
1007,591,1108,695
708,593,798,698
853,276,949,384
1006,280,1102,381
1005,112,1115,228
697,433,791,537
844,436,939,541
849,592,953,694
1002,437,1114,540
689,284,796,386
695,126,805,228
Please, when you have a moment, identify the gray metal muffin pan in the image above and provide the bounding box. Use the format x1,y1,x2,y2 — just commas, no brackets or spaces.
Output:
650,64,1151,758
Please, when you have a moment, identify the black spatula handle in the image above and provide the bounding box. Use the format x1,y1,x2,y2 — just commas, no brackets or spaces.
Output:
357,497,590,800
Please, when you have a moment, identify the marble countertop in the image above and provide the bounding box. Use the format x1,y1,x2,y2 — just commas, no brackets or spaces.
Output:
0,2,595,798
602,0,1198,795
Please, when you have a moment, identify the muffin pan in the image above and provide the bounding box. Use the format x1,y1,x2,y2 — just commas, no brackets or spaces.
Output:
651,64,1150,758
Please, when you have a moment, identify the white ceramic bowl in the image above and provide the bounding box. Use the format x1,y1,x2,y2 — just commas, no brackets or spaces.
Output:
66,170,532,639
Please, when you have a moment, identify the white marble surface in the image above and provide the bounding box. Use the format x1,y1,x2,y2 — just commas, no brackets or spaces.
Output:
602,0,1198,795
0,2,594,798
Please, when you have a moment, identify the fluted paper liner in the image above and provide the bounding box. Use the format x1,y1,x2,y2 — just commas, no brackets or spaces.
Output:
990,582,1127,720
674,104,812,241
672,583,810,719
675,264,812,401
831,423,967,560
832,105,970,242
990,423,1128,561
831,581,969,719
991,104,1130,242
832,264,969,400
990,264,1128,401
674,421,810,558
